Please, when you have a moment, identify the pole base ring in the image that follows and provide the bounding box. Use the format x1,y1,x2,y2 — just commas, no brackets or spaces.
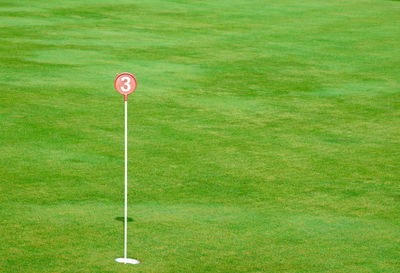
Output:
115,258,140,264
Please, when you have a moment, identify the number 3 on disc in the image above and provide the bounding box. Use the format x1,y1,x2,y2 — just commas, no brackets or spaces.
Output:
115,73,137,100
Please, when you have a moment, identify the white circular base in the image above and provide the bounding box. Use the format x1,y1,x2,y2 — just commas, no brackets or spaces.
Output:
115,258,140,264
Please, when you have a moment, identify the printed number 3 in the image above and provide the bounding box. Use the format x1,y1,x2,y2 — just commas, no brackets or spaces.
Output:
121,76,131,92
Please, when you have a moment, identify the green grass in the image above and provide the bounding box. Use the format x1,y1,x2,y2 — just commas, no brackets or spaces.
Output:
1,0,400,272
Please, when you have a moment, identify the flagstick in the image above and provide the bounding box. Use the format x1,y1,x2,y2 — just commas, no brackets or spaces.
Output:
114,73,139,265
124,99,128,263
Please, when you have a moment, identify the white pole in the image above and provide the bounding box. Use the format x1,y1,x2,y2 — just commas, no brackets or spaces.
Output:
124,100,128,264
114,75,140,265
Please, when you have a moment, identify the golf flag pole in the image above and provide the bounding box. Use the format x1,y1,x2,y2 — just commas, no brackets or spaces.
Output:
114,73,140,265
124,99,128,261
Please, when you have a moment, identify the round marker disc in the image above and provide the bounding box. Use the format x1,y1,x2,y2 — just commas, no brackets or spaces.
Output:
115,73,137,97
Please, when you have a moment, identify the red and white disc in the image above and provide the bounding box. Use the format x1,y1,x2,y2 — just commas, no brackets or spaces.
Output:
115,73,137,100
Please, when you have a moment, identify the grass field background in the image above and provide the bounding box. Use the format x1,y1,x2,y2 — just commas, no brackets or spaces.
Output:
1,0,399,272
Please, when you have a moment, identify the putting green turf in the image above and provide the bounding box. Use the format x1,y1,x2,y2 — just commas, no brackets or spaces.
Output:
1,0,400,272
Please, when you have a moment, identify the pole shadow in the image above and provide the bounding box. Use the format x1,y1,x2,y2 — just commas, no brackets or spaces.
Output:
115,216,134,222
